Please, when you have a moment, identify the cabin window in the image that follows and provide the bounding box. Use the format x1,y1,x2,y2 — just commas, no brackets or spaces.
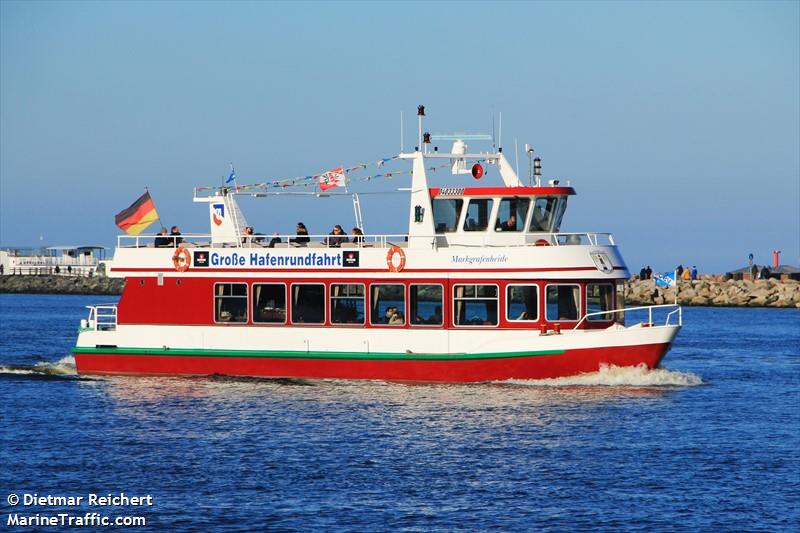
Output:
552,197,568,232
453,284,498,326
410,284,443,326
545,284,580,321
432,198,464,233
331,284,365,324
214,283,248,323
291,284,325,324
529,197,560,232
253,283,287,324
587,284,614,321
370,284,405,326
495,197,530,232
615,282,625,325
463,198,494,232
507,285,539,321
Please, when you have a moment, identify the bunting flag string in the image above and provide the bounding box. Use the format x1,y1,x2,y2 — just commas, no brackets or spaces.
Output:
195,156,487,193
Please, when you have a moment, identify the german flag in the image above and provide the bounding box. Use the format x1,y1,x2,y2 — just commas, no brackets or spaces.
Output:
115,191,159,235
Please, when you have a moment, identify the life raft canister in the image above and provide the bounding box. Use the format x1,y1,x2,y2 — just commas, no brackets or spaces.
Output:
535,239,551,246
172,247,191,272
386,245,406,272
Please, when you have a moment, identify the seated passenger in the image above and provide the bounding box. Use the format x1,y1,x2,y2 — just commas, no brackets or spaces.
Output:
426,306,443,325
290,222,310,245
268,233,282,248
325,225,347,247
242,226,255,245
388,307,404,325
351,227,365,245
170,226,184,246
154,228,170,247
498,214,517,232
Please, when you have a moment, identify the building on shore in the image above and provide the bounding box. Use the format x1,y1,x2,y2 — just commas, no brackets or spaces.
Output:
727,264,800,281
0,246,107,276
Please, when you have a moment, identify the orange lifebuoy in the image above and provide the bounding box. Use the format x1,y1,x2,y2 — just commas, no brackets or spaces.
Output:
535,239,551,246
172,247,191,272
386,245,406,272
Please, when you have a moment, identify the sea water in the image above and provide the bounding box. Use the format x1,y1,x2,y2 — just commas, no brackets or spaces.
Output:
0,294,798,531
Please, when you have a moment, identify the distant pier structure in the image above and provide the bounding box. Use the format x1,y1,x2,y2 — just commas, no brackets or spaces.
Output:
0,246,107,276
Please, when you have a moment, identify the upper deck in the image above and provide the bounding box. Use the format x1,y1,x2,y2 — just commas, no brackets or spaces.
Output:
110,109,627,279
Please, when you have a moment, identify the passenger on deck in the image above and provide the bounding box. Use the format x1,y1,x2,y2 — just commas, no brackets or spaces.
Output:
170,226,183,246
351,227,365,245
154,228,170,247
290,222,310,245
325,225,347,247
242,226,255,246
268,232,282,248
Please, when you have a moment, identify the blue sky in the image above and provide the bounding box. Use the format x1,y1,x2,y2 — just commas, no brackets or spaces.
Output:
1,1,798,273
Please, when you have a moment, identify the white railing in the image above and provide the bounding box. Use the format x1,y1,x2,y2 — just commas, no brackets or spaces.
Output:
117,232,615,249
572,304,682,330
82,304,118,331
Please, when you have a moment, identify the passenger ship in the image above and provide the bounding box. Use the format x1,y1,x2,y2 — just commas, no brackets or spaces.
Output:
73,111,681,382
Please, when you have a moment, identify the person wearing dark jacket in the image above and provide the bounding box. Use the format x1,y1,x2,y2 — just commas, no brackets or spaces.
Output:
290,222,310,245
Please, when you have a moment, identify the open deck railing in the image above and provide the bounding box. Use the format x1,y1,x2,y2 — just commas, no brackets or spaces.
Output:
572,304,682,330
82,304,118,331
116,232,615,249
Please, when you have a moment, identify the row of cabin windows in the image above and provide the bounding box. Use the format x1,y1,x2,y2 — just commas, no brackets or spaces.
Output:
214,282,617,326
431,196,568,234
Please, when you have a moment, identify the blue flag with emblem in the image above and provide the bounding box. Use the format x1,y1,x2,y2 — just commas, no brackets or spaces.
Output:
654,271,676,288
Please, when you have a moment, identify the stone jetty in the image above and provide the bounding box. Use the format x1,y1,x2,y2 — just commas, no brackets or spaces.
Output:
0,275,124,295
1,275,798,308
625,278,800,308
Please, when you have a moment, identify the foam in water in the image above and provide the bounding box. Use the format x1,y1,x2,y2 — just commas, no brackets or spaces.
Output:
0,355,77,376
501,364,703,387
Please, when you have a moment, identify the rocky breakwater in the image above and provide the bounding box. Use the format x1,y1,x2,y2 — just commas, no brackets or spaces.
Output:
0,275,124,295
625,278,800,308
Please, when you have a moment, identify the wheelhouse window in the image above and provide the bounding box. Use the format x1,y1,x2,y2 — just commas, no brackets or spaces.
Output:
587,284,614,321
507,285,539,321
529,197,560,232
495,197,530,232
432,198,464,233
615,282,625,325
291,284,325,324
330,284,365,324
215,283,248,323
410,284,443,326
370,284,405,326
463,198,494,232
546,284,580,321
453,284,498,326
253,283,286,323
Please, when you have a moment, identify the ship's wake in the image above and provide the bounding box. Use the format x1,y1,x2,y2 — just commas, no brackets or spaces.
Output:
0,355,81,379
499,364,703,387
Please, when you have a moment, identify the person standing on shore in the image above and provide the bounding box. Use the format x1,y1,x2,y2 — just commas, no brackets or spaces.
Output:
645,266,652,279
691,266,698,280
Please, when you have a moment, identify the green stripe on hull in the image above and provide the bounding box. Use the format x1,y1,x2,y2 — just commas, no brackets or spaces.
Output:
72,346,565,361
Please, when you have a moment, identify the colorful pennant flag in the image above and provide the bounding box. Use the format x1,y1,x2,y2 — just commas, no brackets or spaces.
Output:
114,191,159,235
318,167,346,191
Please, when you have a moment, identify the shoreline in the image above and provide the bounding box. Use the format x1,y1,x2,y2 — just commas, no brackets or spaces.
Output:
1,275,798,308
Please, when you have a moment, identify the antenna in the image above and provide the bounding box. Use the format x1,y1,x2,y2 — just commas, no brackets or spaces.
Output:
492,113,496,151
417,105,425,152
400,111,404,153
498,112,502,152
